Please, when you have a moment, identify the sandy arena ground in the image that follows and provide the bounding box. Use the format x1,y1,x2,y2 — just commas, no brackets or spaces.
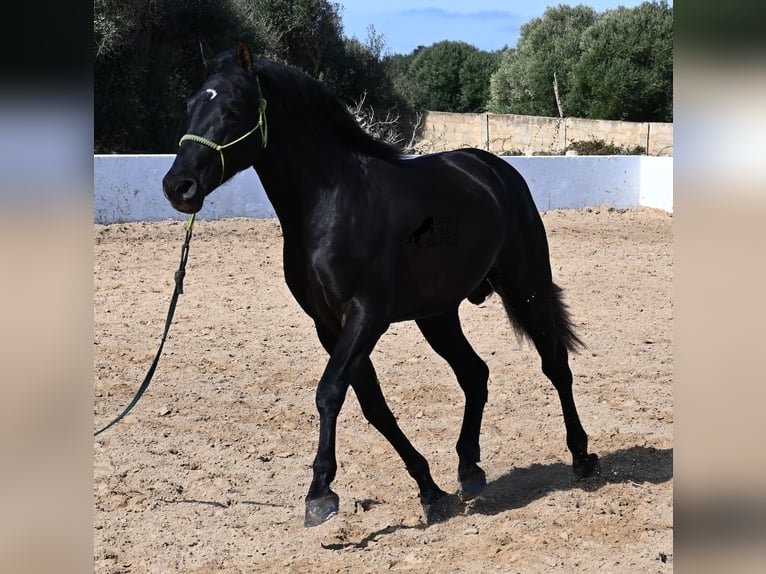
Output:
94,207,672,573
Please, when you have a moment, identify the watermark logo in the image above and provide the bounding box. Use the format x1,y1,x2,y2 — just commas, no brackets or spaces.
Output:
407,216,459,247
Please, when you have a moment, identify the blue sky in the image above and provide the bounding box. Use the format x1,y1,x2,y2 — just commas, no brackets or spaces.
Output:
339,0,672,55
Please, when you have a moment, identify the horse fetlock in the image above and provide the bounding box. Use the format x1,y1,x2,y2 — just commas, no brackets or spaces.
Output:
456,440,481,463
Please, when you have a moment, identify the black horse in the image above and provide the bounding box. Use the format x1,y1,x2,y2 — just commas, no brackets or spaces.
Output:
163,40,599,527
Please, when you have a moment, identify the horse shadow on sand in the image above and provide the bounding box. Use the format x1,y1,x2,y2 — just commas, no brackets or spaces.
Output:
468,444,673,516
321,444,672,550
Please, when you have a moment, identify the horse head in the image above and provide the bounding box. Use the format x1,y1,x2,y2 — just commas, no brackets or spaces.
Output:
163,40,267,214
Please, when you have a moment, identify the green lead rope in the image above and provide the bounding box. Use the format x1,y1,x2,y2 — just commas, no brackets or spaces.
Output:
94,213,196,437
97,94,267,436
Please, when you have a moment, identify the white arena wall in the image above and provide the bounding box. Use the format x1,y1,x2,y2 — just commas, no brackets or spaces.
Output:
94,155,672,224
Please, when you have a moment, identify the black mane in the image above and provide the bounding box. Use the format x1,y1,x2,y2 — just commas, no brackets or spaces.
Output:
252,58,403,162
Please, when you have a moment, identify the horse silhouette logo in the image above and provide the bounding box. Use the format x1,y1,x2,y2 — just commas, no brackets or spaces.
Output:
407,217,434,247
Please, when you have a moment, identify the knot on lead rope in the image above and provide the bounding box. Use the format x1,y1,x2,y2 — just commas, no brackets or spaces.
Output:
175,215,195,295
174,268,186,294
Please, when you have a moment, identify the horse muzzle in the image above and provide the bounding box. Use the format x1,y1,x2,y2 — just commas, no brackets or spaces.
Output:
162,173,204,214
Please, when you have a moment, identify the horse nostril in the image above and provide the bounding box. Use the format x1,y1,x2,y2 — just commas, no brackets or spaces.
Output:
176,179,197,200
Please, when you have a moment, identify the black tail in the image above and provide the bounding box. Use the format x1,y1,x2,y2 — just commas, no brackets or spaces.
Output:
548,283,586,352
495,281,586,354
473,148,585,354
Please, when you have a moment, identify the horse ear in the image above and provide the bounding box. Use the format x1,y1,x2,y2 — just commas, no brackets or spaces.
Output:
199,38,215,68
235,40,253,73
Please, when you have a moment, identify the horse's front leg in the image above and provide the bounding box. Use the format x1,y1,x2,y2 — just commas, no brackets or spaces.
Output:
304,300,388,527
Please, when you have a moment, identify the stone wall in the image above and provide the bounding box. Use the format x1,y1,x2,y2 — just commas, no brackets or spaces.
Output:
415,111,485,152
487,114,565,155
416,111,673,156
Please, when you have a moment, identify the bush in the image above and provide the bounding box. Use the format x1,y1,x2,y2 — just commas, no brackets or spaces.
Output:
565,138,645,155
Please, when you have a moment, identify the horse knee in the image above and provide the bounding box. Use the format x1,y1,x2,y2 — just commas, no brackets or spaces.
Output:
315,383,348,416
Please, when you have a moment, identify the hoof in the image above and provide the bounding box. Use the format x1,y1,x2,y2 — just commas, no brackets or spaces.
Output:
573,453,600,479
304,492,340,527
422,491,462,525
458,466,487,500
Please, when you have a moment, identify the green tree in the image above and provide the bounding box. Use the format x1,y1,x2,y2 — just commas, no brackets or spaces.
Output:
94,0,144,59
95,0,275,153
335,27,420,149
489,4,597,116
459,49,503,112
385,50,418,109
334,40,389,106
396,41,500,112
237,0,345,79
568,1,673,121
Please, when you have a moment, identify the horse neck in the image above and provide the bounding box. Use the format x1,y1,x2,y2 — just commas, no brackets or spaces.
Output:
251,137,357,237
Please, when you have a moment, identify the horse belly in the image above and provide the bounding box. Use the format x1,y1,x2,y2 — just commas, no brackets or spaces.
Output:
390,228,500,321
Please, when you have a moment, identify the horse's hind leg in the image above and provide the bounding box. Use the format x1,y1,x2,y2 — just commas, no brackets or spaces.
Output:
416,309,490,498
536,327,599,479
493,278,599,479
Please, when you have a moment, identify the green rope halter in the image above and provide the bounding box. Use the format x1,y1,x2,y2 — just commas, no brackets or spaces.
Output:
178,97,268,185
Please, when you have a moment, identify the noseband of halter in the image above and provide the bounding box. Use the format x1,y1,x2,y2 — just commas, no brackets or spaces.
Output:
178,95,268,186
